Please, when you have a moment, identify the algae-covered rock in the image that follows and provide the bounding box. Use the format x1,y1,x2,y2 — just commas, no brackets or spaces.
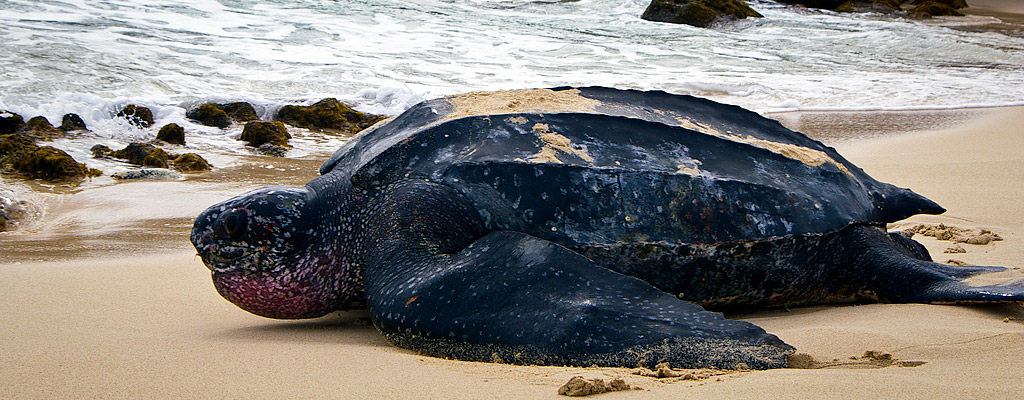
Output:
187,102,259,127
18,116,63,140
157,123,186,145
240,121,290,147
112,143,170,168
642,0,762,27
909,1,964,17
1,134,98,181
117,105,154,128
6,146,93,181
171,153,212,173
221,102,259,122
275,98,385,134
775,0,900,12
186,103,231,128
1,133,36,157
911,0,967,8
1,111,25,134
60,113,88,132
90,144,114,158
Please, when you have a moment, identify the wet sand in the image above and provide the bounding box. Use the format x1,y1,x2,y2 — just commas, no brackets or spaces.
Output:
2,106,1023,398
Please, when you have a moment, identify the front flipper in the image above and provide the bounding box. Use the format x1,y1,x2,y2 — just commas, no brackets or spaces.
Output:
369,231,792,369
363,181,792,369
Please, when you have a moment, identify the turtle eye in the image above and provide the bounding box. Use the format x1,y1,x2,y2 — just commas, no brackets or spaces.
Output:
214,208,249,240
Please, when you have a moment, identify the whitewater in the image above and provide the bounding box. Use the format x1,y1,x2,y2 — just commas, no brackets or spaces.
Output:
1,0,1023,169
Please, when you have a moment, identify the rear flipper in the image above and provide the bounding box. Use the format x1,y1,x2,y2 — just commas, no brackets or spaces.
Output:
364,180,793,369
846,226,1021,303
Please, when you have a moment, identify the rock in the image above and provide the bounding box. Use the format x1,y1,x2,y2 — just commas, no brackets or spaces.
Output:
275,98,385,134
171,153,211,173
775,0,900,13
186,102,259,127
157,123,186,145
1,133,37,157
111,168,182,180
911,0,967,8
112,143,170,168
1,111,25,134
240,121,290,147
90,144,114,158
5,146,96,182
642,0,763,28
909,1,964,17
186,103,231,128
117,105,154,128
0,192,28,232
255,143,288,157
60,113,88,132
1,134,99,182
221,102,259,122
18,116,63,140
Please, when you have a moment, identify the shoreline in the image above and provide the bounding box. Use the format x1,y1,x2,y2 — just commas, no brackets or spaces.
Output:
2,106,1023,398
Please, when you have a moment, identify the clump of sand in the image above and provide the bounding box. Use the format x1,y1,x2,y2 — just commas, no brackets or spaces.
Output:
557,376,635,396
904,224,1003,245
631,362,737,380
786,351,927,369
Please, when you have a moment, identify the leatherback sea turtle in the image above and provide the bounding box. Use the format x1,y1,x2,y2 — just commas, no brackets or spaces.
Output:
191,87,1023,369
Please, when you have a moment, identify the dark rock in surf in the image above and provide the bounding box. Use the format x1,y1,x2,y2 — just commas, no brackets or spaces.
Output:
112,142,170,168
117,105,154,128
157,123,186,145
187,104,231,128
255,143,288,157
0,111,25,134
1,135,96,182
91,144,114,158
909,1,964,17
241,121,290,148
910,0,967,9
275,98,385,134
60,113,88,132
642,0,762,27
171,153,212,173
775,0,901,13
221,102,259,122
187,102,260,128
18,116,63,140
0,133,36,157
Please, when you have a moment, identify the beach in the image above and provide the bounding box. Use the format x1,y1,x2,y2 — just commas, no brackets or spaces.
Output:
1,106,1021,399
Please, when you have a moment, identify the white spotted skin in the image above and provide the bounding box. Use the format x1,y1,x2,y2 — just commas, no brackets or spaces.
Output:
192,174,367,319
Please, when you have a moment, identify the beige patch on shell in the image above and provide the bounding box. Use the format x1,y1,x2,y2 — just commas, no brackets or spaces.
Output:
528,123,594,164
506,116,529,125
445,88,601,121
675,164,701,175
674,116,851,176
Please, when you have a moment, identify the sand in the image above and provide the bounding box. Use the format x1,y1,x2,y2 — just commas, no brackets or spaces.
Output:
2,106,1023,398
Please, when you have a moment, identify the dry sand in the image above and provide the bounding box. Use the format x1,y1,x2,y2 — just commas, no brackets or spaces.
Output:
2,106,1023,399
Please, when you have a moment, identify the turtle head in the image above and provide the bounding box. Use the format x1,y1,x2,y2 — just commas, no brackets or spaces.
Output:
192,186,346,319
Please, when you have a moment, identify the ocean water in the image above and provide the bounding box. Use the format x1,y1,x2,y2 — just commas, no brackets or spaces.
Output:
1,0,1023,174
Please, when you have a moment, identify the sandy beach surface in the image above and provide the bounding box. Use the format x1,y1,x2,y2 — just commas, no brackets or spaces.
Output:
2,105,1023,399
